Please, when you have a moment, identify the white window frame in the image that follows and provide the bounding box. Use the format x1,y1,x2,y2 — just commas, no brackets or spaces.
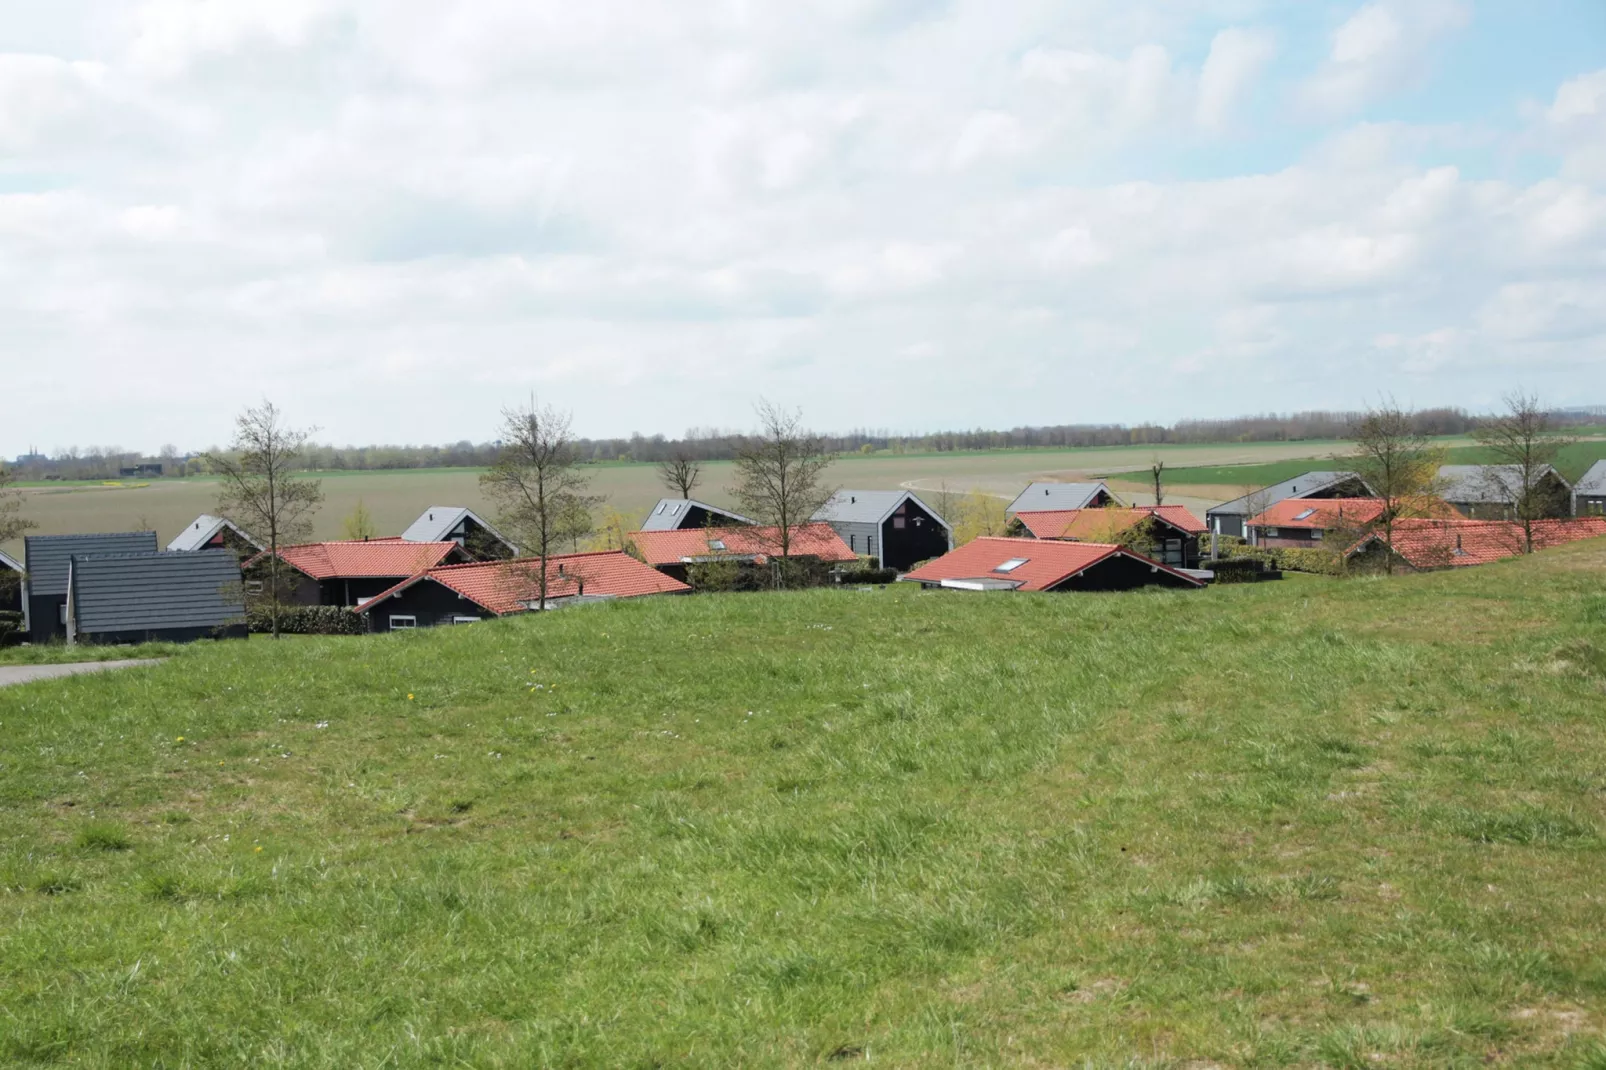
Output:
389,615,417,630
451,616,480,625
245,580,264,595
1310,529,1324,541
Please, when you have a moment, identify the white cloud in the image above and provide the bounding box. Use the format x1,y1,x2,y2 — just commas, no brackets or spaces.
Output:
1196,28,1275,131
1301,1,1469,116
0,0,1603,453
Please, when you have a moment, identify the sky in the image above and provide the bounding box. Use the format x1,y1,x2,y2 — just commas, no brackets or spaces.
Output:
2,0,1604,454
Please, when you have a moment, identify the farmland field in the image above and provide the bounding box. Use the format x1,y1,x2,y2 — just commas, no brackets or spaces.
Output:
3,540,1606,1065
7,439,1386,556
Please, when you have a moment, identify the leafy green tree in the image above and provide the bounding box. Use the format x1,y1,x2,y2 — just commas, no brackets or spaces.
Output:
342,499,377,541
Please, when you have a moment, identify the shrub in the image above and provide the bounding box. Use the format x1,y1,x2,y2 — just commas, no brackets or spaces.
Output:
0,610,22,646
836,567,898,585
1206,558,1268,584
246,605,365,636
1269,546,1348,576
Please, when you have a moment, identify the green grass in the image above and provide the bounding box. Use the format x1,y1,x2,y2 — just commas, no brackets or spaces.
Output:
3,543,1606,1065
0,641,187,667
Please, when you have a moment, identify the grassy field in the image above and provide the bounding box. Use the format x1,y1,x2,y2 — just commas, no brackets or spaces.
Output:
3,542,1606,1065
4,440,1397,558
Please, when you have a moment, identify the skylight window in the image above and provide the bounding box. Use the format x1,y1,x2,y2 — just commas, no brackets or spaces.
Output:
708,539,727,551
1293,508,1317,521
993,558,1029,573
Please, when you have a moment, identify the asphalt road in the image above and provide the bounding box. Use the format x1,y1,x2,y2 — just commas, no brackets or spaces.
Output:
0,660,164,688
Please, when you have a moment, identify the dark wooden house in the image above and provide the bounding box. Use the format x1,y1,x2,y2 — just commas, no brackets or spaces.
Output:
67,550,247,645
1011,505,1207,569
1206,471,1373,539
1576,461,1606,516
903,537,1204,593
811,490,951,570
639,498,755,532
1437,465,1574,520
23,531,159,643
245,541,469,607
401,507,518,559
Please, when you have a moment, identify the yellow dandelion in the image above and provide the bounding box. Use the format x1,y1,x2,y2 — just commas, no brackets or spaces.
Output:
176,736,185,743
254,846,263,853
407,693,415,701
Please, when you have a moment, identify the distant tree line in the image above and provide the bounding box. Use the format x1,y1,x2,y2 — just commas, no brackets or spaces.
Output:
11,406,1606,479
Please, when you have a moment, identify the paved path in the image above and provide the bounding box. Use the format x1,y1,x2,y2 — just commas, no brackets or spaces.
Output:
0,659,164,688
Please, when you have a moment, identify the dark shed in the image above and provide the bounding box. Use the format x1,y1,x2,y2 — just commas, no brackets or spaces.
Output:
68,550,247,645
23,531,158,643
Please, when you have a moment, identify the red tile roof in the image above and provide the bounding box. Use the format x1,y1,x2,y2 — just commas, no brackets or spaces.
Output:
1015,505,1205,540
1351,517,1606,569
250,541,464,580
628,524,855,568
1248,496,1460,531
902,536,1203,591
358,551,691,616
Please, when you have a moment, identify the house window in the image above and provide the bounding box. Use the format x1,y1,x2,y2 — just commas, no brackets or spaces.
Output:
451,616,480,625
708,539,726,551
993,558,1029,573
893,516,906,529
1293,507,1317,521
59,603,69,625
245,580,264,595
1311,529,1324,542
389,615,417,629
1265,527,1279,537
849,534,856,551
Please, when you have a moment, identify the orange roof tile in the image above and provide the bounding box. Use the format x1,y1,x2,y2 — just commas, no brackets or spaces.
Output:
251,541,464,580
1248,496,1458,530
902,536,1203,591
358,551,691,616
1351,517,1606,569
628,524,855,568
1015,505,1205,540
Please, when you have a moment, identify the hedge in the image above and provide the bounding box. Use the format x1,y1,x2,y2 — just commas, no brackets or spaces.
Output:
247,605,365,635
1215,543,1347,577
836,567,898,585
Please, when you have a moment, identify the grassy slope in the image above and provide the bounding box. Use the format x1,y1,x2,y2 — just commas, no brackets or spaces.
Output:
4,546,1606,1066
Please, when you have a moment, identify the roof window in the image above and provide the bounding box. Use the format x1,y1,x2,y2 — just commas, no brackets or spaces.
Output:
993,558,1029,573
708,539,726,551
1293,508,1317,521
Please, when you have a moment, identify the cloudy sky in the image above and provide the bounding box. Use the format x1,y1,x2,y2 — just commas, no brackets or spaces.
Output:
3,0,1604,453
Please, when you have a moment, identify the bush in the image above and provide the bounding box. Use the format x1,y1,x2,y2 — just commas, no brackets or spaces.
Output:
1272,546,1348,576
247,604,365,636
836,567,898,585
1206,558,1268,584
0,610,22,646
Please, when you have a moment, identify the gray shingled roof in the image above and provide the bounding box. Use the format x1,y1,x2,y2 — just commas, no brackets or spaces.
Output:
24,532,158,596
70,550,244,636
813,490,951,529
166,514,263,553
1007,482,1112,514
639,498,755,531
400,506,516,551
1576,460,1606,496
1207,471,1369,517
1438,464,1567,504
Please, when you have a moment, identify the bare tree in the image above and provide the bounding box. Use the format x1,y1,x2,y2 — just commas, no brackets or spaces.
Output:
731,401,836,583
480,399,599,610
1474,392,1576,553
0,462,34,548
1349,401,1446,574
657,451,703,499
206,401,324,639
1150,459,1165,508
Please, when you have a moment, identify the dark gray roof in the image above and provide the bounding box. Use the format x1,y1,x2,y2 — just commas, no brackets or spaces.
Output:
166,514,263,553
1576,460,1606,496
639,499,755,531
24,532,158,596
813,490,951,529
1007,482,1112,514
400,506,517,551
70,550,244,635
1438,464,1567,504
1207,471,1368,517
